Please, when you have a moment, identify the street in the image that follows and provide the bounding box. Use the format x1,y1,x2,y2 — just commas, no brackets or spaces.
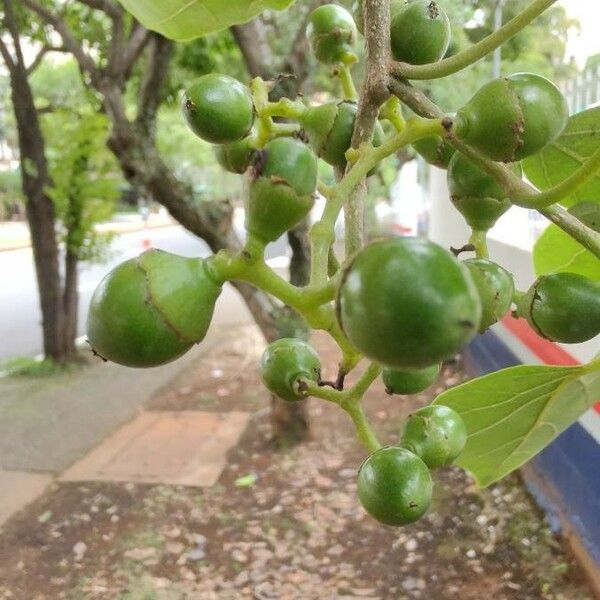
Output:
0,222,288,361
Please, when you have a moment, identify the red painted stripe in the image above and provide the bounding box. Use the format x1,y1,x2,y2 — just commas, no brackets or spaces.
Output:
501,316,600,414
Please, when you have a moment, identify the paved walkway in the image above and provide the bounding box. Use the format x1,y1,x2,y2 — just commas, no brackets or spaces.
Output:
0,316,253,526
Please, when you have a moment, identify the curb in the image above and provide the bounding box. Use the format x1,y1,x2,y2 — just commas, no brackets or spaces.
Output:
0,221,177,253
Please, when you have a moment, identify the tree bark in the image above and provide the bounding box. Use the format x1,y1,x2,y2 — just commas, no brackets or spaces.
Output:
0,3,68,362
63,249,79,357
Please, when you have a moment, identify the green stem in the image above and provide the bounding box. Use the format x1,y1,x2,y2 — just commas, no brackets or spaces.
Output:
304,362,383,453
523,145,600,209
344,400,382,453
336,63,358,101
262,97,307,121
391,0,557,80
538,204,600,258
209,245,335,314
309,117,446,286
469,229,489,259
380,97,405,132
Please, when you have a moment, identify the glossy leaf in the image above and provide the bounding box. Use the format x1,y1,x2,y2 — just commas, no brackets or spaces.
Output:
523,105,600,208
533,201,600,281
117,0,295,41
534,226,600,281
434,364,600,487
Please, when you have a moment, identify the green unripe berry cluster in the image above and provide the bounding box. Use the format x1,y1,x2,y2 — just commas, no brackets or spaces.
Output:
85,0,597,535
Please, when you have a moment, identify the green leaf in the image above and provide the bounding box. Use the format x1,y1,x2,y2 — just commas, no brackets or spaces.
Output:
434,364,600,487
523,105,600,208
533,201,600,281
116,0,295,41
234,473,258,487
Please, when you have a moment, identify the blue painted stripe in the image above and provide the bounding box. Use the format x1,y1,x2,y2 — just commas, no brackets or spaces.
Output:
531,424,600,565
464,332,600,567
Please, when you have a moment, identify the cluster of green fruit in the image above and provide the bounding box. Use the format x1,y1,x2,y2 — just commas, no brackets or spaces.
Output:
86,2,600,527
259,335,466,525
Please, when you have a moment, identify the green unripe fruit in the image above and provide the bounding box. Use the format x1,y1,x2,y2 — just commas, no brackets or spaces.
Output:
447,152,522,231
391,1,451,65
260,338,321,402
464,258,515,333
412,135,456,169
301,102,384,170
400,405,467,469
182,74,254,144
454,73,569,162
337,237,482,369
353,0,405,35
214,134,256,174
517,273,600,344
383,364,440,395
357,446,433,526
87,250,222,368
306,4,357,64
245,137,318,243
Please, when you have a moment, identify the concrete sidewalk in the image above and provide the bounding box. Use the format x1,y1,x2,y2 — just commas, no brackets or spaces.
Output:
0,316,252,526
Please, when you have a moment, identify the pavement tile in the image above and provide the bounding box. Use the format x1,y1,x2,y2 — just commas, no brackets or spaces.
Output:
60,411,250,486
0,470,52,526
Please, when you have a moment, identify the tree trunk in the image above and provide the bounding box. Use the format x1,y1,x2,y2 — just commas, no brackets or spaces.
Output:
5,47,67,362
63,249,79,357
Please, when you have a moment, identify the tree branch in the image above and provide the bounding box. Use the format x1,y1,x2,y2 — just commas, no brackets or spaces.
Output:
0,36,15,72
2,0,24,68
26,45,67,75
391,0,558,81
122,22,151,79
21,0,100,80
77,0,122,21
345,0,392,257
135,33,173,136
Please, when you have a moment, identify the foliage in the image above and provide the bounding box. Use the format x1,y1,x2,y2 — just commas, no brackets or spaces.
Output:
524,106,600,208
43,111,121,261
116,0,295,41
0,169,24,220
435,363,600,486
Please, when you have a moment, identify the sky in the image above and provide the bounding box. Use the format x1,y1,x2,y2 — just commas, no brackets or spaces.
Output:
559,0,600,66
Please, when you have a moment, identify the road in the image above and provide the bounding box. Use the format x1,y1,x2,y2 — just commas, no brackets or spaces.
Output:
0,223,288,361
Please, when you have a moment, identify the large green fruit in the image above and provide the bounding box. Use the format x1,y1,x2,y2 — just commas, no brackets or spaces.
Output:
357,446,433,526
87,250,222,368
245,137,318,243
214,134,256,174
260,338,321,402
337,237,481,368
306,4,357,64
447,152,522,231
182,73,254,144
382,364,440,395
301,102,384,170
464,258,515,333
400,405,467,468
391,0,451,65
517,273,600,343
454,73,568,162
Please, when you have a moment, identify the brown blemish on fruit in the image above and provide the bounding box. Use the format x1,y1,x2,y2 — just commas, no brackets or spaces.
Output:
427,1,440,19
